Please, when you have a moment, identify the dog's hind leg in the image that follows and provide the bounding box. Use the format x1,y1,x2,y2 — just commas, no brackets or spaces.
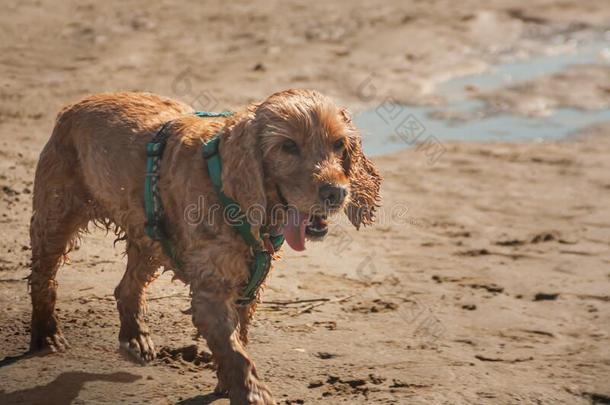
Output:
114,241,159,363
29,143,91,352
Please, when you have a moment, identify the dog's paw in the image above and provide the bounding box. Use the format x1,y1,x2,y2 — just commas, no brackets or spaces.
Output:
30,331,70,353
119,334,156,364
238,380,275,405
213,379,229,397
248,383,276,405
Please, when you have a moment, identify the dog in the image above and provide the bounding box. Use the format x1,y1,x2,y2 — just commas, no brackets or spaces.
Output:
28,89,381,404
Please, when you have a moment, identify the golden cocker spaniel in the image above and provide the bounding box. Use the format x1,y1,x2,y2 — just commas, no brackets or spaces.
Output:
28,89,381,404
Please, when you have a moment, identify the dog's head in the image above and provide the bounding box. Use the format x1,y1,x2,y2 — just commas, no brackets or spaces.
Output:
221,89,381,251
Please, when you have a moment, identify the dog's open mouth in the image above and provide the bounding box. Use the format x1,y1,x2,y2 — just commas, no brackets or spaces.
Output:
276,186,330,251
282,211,328,252
305,215,328,238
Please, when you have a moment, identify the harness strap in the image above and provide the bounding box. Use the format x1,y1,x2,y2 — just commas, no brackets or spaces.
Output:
194,111,234,118
202,136,261,248
144,111,284,305
202,135,284,304
144,121,183,268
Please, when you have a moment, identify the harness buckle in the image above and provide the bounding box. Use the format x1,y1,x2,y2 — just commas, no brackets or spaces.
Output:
146,142,165,157
202,137,220,159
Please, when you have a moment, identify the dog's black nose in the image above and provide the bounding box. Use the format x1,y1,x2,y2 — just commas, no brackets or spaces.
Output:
319,183,347,207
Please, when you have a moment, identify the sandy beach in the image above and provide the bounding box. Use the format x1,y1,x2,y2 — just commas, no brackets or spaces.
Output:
1,0,609,403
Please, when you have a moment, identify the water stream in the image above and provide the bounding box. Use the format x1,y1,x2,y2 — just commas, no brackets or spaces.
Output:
356,39,610,156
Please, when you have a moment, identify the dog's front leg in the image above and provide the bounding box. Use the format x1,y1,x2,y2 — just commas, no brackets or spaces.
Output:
209,303,255,395
237,303,255,346
191,284,275,405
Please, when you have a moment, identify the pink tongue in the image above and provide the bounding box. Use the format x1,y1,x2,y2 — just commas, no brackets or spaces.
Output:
283,210,309,252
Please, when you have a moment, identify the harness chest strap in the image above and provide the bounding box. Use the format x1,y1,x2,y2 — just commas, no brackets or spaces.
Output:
201,136,261,248
144,111,284,305
202,135,284,305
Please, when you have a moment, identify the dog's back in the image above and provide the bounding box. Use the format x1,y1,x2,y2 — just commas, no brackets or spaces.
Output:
36,92,192,223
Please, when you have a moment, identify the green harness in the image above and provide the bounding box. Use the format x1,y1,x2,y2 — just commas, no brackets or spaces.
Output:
144,112,284,305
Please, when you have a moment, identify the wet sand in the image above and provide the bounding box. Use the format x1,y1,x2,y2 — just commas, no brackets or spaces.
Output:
1,0,609,403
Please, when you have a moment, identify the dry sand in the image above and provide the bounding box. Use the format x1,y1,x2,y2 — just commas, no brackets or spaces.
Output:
1,0,609,404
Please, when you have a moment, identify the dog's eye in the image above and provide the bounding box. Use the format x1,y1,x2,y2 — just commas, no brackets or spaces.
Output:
281,139,299,155
334,138,345,152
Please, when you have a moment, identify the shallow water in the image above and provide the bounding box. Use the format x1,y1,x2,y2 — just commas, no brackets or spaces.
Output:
356,39,610,156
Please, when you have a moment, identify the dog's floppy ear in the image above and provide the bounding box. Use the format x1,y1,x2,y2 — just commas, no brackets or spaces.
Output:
341,108,382,229
220,113,266,235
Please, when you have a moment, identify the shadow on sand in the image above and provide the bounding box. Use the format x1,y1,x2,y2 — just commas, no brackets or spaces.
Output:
0,370,141,405
177,393,227,405
0,351,40,368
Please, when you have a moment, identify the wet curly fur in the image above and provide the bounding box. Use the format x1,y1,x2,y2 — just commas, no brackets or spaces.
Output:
28,89,381,404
